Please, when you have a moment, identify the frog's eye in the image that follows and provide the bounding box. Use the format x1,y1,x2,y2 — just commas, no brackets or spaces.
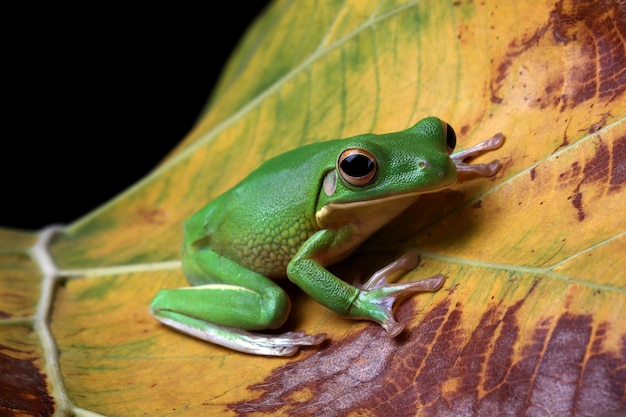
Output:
444,122,457,153
337,148,378,187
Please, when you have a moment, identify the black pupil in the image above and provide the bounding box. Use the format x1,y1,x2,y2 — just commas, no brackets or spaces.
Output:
446,124,457,150
341,153,375,177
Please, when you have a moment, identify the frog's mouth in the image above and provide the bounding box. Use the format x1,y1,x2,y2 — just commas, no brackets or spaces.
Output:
315,183,451,231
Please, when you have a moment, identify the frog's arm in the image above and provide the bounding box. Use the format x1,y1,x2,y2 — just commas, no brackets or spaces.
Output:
287,229,444,336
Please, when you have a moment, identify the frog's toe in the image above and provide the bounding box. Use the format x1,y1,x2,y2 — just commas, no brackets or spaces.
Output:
456,160,501,176
271,330,327,347
380,318,405,337
362,252,420,290
375,273,446,298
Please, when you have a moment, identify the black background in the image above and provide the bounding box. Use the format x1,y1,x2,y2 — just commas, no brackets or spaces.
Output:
3,3,270,230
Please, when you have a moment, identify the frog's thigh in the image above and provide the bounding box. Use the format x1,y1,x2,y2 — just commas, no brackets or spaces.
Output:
153,249,290,330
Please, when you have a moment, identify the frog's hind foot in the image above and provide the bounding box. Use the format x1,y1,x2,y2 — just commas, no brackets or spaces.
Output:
154,310,326,356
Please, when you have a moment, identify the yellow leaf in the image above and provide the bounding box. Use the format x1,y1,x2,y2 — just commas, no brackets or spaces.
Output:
2,0,625,416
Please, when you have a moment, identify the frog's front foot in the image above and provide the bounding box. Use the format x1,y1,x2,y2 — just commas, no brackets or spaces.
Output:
452,132,504,177
351,252,445,337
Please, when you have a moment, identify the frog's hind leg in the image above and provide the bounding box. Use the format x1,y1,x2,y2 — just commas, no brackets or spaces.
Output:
150,248,326,356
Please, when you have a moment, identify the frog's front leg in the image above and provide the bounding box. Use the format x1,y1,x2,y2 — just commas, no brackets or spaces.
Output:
150,249,326,356
287,231,445,337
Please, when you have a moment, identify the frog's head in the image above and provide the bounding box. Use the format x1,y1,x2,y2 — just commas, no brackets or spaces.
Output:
316,117,459,229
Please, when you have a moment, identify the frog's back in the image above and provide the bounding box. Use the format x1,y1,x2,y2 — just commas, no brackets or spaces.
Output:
189,141,340,278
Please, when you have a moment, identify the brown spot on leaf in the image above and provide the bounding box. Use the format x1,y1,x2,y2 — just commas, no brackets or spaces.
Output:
531,313,593,412
483,297,524,391
0,345,55,416
588,112,612,133
559,134,624,221
559,161,582,187
229,285,626,416
229,299,453,416
572,192,586,221
490,59,510,104
610,134,626,193
136,208,167,225
491,0,626,109
578,332,626,414
552,120,572,153
554,0,626,107
583,138,611,185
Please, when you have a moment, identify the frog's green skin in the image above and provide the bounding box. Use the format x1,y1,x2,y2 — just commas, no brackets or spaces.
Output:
151,117,503,356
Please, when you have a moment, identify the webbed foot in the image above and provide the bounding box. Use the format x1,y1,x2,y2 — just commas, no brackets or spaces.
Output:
350,252,445,336
452,132,504,176
153,310,326,356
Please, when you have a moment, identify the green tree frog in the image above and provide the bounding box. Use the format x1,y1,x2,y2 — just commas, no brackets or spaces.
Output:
151,117,503,356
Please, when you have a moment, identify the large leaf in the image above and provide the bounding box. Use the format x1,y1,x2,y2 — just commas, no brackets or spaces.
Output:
2,0,625,416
